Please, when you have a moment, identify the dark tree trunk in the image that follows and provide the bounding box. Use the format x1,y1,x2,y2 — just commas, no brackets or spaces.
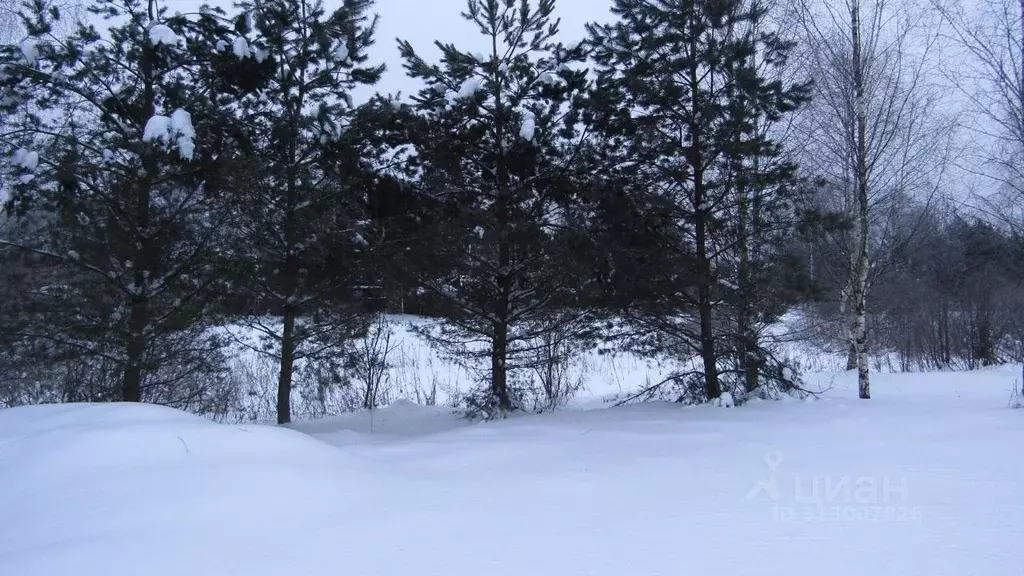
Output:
122,298,148,402
492,236,512,411
976,308,997,366
940,301,951,366
742,332,760,393
694,157,719,400
689,31,720,401
488,28,513,414
123,24,157,403
277,308,296,424
698,281,720,400
492,319,510,410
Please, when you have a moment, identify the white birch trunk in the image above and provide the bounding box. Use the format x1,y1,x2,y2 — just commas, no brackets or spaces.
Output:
851,0,871,399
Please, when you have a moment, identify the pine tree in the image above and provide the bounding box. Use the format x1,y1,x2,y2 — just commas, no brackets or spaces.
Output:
587,0,809,402
213,0,384,424
716,3,811,396
0,0,235,407
397,0,591,416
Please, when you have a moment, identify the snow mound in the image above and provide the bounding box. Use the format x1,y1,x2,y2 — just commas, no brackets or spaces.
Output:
169,108,196,159
519,111,536,142
538,71,559,86
11,147,39,172
0,402,345,472
455,76,484,100
148,24,179,47
713,391,735,407
0,403,379,576
233,35,250,59
142,109,196,160
18,38,39,67
290,398,467,442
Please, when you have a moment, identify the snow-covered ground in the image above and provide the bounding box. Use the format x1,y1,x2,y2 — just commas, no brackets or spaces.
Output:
1,366,1022,575
220,314,675,421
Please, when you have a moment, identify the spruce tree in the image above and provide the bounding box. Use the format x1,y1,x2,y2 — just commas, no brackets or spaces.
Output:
213,0,384,424
398,0,591,416
587,0,809,401
0,0,235,407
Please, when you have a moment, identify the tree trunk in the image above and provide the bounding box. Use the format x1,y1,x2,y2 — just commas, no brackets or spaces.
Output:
736,165,758,393
689,29,719,402
492,319,510,410
852,275,869,398
277,179,299,424
940,300,951,366
698,278,720,400
1019,0,1024,133
277,308,296,424
123,18,156,403
852,0,871,399
488,28,513,414
737,248,759,393
739,316,759,393
695,177,719,400
695,149,719,400
492,238,512,411
839,283,857,370
277,92,301,423
122,298,147,402
976,307,997,366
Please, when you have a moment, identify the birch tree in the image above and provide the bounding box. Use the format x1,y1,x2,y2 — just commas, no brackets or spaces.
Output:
791,0,950,398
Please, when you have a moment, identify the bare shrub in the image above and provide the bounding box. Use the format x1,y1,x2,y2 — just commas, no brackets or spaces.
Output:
529,328,587,411
348,314,399,410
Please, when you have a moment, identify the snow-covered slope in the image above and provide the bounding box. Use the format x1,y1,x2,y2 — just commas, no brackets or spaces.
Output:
1,368,1022,576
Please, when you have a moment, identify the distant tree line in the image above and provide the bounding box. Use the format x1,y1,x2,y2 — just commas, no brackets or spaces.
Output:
806,203,1024,371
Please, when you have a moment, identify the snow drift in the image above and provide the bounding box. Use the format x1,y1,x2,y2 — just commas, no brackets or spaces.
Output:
1,369,1023,576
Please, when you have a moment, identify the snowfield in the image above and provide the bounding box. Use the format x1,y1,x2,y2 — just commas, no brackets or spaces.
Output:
1,368,1022,575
